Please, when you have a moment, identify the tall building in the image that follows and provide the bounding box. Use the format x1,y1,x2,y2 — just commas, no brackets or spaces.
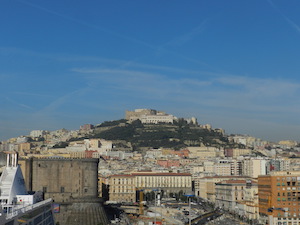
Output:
243,158,267,178
258,171,300,225
266,158,291,174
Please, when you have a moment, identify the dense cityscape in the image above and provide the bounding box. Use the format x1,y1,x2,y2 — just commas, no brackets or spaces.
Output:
0,109,299,225
2,0,300,224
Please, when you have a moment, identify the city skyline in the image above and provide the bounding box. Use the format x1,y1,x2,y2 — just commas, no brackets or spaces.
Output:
1,0,300,142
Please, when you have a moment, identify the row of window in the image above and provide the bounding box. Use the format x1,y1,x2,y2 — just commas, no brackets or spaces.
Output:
277,192,300,197
276,182,299,187
277,197,300,201
277,177,300,182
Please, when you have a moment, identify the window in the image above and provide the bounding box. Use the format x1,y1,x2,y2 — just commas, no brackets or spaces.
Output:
43,187,47,193
61,187,65,193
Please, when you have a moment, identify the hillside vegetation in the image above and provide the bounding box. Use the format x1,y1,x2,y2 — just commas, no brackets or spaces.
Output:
85,119,243,151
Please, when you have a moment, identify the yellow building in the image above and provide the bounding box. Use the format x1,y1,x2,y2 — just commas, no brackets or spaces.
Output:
278,140,297,148
196,175,250,202
187,146,218,159
109,174,136,203
109,172,192,203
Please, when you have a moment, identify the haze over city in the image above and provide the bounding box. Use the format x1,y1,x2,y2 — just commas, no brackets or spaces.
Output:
1,0,300,142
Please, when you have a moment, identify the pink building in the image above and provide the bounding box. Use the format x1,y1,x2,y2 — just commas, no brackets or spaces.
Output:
157,159,180,168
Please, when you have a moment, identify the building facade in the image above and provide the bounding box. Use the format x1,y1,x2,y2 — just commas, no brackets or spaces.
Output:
109,172,192,203
258,171,300,225
109,174,136,202
125,109,176,124
196,176,250,202
19,157,109,225
243,158,267,178
215,179,258,220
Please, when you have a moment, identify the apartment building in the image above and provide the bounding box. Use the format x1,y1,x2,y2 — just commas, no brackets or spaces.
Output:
196,175,250,202
243,158,267,178
258,171,300,225
109,174,136,202
202,160,242,176
267,158,291,174
215,180,258,220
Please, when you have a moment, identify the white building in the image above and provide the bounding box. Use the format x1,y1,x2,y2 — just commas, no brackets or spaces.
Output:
0,152,55,225
125,109,176,124
242,158,267,178
30,130,46,138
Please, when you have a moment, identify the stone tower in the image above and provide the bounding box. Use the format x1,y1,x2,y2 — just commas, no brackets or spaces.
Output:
19,157,109,225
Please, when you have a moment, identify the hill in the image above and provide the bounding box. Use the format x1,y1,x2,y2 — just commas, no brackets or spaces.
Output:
71,119,245,152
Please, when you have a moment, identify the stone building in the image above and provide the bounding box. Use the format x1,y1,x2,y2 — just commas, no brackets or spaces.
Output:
125,109,175,124
19,157,109,225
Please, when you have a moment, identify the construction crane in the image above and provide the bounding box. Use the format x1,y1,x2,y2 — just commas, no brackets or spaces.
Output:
136,181,145,215
139,188,144,215
267,193,286,213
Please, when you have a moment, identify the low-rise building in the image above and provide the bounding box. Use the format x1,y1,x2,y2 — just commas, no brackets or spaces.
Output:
108,172,192,203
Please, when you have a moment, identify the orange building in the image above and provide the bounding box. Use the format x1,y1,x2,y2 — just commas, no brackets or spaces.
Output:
258,171,300,225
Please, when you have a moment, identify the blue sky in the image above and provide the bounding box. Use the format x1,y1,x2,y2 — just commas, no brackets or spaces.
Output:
1,0,300,142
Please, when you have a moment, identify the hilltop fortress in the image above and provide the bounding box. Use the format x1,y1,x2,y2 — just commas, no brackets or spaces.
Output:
125,108,197,125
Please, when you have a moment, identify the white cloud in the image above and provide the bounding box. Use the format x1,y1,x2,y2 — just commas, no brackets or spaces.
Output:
72,67,300,115
216,76,300,97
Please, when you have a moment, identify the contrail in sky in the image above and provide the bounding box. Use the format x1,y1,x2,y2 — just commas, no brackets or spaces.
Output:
17,0,219,72
267,0,300,34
